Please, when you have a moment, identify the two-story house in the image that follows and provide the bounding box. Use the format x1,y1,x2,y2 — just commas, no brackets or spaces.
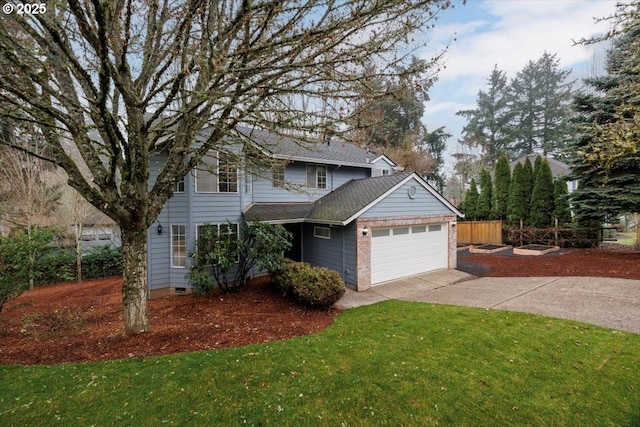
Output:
147,126,463,299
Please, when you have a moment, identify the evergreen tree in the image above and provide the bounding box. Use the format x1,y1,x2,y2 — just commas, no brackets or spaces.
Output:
533,155,543,181
493,155,511,220
456,66,513,166
461,178,479,220
507,52,574,158
569,2,640,231
507,162,526,224
475,169,494,220
553,178,572,226
529,158,554,228
521,157,534,223
422,126,450,193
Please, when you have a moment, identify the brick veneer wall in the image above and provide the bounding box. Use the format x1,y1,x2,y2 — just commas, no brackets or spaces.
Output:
355,214,458,291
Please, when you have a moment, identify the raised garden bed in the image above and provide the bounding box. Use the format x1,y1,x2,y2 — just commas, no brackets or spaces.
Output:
469,244,511,254
457,243,474,251
513,244,560,256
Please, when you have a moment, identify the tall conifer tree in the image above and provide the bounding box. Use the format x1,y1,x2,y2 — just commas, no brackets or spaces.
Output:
553,178,572,226
476,169,494,220
521,157,534,224
461,178,479,220
530,159,555,228
507,162,526,224
569,2,640,231
493,155,511,220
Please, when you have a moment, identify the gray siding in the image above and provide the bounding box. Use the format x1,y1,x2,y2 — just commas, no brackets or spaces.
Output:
371,157,395,176
362,179,452,218
251,162,369,204
343,222,357,285
302,224,346,280
147,151,375,291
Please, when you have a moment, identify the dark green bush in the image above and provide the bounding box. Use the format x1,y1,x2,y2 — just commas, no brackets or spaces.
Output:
34,244,122,285
0,229,55,311
36,250,76,285
272,259,345,308
187,221,291,293
82,245,122,279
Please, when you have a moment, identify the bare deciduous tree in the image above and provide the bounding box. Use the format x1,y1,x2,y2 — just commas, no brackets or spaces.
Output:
0,0,454,333
0,145,61,235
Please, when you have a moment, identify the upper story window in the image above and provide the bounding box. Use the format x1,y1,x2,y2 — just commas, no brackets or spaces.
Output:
382,169,391,176
174,178,185,193
307,164,327,189
244,171,252,194
272,165,285,188
195,151,238,193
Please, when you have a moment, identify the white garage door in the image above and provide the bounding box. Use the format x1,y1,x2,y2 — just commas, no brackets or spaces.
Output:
371,223,448,285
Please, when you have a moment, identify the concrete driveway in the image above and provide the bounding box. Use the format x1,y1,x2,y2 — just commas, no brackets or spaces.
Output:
338,269,640,334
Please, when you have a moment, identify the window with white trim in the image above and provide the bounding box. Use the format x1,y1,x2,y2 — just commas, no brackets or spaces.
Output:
272,165,285,188
314,226,330,239
307,164,327,189
196,223,240,262
195,151,238,193
244,171,252,194
174,178,185,193
171,225,186,268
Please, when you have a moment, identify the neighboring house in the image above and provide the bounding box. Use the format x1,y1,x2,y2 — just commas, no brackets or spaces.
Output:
79,212,121,251
147,127,463,299
510,155,578,192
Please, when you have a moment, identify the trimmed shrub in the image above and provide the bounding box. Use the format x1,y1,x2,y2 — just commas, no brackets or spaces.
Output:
272,259,345,308
34,244,122,285
0,229,55,311
82,245,122,279
36,250,76,285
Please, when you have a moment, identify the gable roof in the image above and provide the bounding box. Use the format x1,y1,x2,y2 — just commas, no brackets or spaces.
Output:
307,173,410,223
235,126,376,168
243,172,464,226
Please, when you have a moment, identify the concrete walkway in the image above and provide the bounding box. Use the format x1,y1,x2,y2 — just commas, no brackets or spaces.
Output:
338,270,640,334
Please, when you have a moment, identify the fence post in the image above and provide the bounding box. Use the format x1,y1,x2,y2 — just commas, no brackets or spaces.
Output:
519,219,523,247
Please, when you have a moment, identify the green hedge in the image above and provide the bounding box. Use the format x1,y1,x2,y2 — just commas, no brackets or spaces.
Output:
35,245,122,285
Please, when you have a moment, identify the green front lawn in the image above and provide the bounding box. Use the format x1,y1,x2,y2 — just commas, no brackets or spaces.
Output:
2,301,639,426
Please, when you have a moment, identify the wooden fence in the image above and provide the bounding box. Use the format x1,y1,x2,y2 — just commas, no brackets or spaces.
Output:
457,220,503,245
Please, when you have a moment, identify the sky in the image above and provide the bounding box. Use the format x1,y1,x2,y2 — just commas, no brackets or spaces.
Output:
418,0,620,172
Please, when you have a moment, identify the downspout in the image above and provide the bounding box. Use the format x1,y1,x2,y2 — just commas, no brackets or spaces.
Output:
342,226,346,282
300,223,304,262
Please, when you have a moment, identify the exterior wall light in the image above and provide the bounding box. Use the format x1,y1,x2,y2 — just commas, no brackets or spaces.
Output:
362,226,369,236
157,223,163,235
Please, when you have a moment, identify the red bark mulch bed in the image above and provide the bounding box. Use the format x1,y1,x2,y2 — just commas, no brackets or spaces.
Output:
0,276,338,366
1,244,639,366
459,244,640,280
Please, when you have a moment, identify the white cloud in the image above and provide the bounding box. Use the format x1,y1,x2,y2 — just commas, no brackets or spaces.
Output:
429,0,617,83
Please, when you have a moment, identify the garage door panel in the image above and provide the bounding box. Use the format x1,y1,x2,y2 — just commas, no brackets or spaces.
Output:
371,223,447,285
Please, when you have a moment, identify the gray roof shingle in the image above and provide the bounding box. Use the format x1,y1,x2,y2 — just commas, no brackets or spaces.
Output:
235,127,376,167
243,174,410,224
307,173,412,222
243,202,315,222
243,172,462,225
510,155,570,177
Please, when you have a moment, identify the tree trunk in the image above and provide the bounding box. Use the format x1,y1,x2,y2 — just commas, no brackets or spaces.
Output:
121,228,151,334
75,223,83,285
